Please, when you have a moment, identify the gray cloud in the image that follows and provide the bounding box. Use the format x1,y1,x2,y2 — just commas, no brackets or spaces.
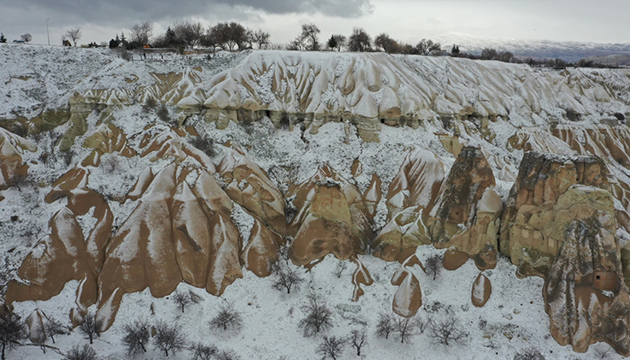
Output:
3,0,373,26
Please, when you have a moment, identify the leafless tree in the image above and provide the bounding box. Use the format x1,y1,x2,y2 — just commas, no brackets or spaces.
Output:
272,262,304,294
350,328,367,356
173,21,203,47
191,342,218,360
210,302,242,331
64,344,97,360
172,291,191,313
153,321,186,357
252,29,270,49
215,350,241,360
348,28,371,52
298,293,333,336
79,313,101,345
208,22,248,50
44,317,68,344
513,347,545,360
293,24,320,51
317,336,345,360
0,309,26,360
65,28,82,46
130,21,153,45
428,314,467,347
333,260,347,278
425,254,442,280
395,317,416,344
121,319,150,355
20,33,32,43
375,312,395,339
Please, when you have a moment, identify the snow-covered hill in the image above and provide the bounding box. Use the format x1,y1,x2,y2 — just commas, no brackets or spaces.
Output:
1,44,630,359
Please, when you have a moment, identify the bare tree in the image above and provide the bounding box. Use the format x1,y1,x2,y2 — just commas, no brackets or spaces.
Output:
79,313,101,345
428,315,467,347
191,342,218,360
215,350,241,360
172,291,191,313
210,302,242,331
425,254,442,280
513,347,545,360
44,317,68,344
298,293,333,336
20,33,32,43
375,312,395,340
333,261,347,278
350,328,367,356
375,33,398,53
348,28,371,52
121,319,150,355
65,28,82,46
252,29,270,49
414,39,441,55
130,21,153,45
294,24,320,51
272,262,304,294
0,309,26,360
173,21,203,47
153,321,186,357
64,344,97,360
317,336,345,360
395,317,416,344
208,22,248,50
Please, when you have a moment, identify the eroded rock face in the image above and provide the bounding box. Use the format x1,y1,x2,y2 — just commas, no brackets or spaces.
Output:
375,146,502,268
97,164,242,330
544,185,630,355
242,215,284,277
0,127,35,190
500,152,611,276
289,164,372,266
218,143,286,235
391,260,422,318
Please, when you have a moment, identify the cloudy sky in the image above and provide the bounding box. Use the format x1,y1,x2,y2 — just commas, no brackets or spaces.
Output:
1,0,629,46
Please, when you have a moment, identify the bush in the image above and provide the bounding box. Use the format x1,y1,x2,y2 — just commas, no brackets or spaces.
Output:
298,293,333,336
191,343,218,360
157,104,171,123
153,321,186,357
215,350,241,360
513,347,545,360
64,344,98,360
614,112,626,121
189,136,216,157
121,319,150,355
142,97,158,113
317,336,345,360
564,107,581,122
209,302,242,331
333,261,347,278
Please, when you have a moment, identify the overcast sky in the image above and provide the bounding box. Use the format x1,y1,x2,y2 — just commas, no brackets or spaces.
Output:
1,0,629,47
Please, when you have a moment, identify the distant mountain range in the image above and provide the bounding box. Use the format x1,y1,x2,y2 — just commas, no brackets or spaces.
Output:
434,32,630,62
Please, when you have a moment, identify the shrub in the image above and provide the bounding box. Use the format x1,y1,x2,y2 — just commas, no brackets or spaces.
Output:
317,336,345,360
513,347,545,360
64,344,97,360
153,321,186,357
210,302,242,331
157,104,171,123
121,319,150,355
44,317,68,344
189,136,216,157
142,97,158,113
0,309,26,360
215,350,241,360
191,343,218,360
614,112,626,121
333,261,347,278
298,293,333,336
564,107,580,122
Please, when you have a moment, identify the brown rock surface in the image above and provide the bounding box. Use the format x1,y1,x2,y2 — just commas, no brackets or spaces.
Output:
471,273,492,307
0,127,35,190
288,164,372,266
218,144,286,235
351,258,373,301
242,215,284,277
391,263,422,318
25,310,46,345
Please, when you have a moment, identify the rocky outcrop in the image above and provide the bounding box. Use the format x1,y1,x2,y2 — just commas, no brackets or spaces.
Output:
0,127,34,190
471,273,492,307
499,152,611,277
97,164,242,330
375,146,502,268
544,185,630,355
241,215,284,277
391,255,422,318
351,258,373,301
218,143,286,235
81,123,136,167
288,164,372,266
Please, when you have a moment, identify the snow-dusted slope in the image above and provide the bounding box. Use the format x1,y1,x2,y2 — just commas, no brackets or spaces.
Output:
3,45,630,359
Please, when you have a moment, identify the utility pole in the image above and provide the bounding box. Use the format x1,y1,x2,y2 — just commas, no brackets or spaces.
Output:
46,18,50,45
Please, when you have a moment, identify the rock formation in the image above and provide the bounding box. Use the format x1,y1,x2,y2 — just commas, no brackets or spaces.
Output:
0,127,34,190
